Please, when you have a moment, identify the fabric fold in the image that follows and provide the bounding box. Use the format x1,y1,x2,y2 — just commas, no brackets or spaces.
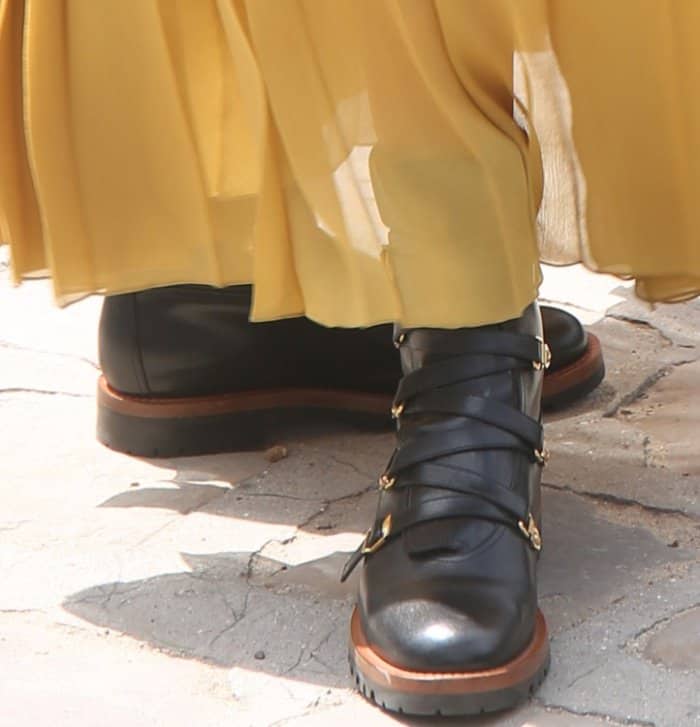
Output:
1,0,698,326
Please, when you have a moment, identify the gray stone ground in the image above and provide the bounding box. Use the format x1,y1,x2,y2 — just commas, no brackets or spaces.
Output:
0,248,698,727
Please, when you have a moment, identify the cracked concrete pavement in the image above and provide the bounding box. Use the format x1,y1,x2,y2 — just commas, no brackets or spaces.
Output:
1,248,698,727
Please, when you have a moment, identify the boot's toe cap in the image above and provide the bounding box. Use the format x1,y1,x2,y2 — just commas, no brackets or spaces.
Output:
360,585,535,673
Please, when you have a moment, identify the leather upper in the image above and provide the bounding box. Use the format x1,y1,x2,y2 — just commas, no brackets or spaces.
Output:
99,284,583,401
99,285,400,397
353,304,545,672
541,305,587,372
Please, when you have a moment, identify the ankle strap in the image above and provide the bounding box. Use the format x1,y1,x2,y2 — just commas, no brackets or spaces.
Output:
342,327,549,582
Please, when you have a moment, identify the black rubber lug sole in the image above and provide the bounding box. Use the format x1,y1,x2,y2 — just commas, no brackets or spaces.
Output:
97,405,391,458
348,651,550,717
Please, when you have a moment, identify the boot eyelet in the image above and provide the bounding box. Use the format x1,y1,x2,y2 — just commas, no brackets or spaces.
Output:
391,402,404,419
394,332,406,349
378,473,396,490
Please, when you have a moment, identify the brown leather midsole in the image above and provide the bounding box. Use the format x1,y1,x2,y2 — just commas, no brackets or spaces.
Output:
99,334,601,421
98,376,393,419
350,608,549,696
542,333,603,400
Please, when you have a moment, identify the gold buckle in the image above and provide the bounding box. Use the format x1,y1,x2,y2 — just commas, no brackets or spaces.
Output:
378,473,396,490
534,447,550,465
391,402,404,419
361,514,392,555
533,336,552,371
518,514,542,552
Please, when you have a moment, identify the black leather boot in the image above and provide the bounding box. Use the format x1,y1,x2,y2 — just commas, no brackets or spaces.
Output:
97,285,399,456
344,302,550,716
97,284,602,457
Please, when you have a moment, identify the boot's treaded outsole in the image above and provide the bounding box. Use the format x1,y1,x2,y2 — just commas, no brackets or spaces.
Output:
348,608,550,716
542,333,605,411
97,334,604,457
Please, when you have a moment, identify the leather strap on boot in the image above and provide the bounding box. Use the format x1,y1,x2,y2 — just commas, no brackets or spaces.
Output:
341,328,550,582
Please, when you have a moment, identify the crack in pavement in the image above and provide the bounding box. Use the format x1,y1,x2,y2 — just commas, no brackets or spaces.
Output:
300,627,340,677
603,368,670,418
288,482,376,535
254,480,377,554
566,662,604,689
0,340,99,370
641,435,654,468
0,387,91,399
232,444,384,584
244,479,378,585
606,313,675,347
282,646,307,675
541,481,699,522
542,561,697,646
606,312,700,352
130,517,181,548
208,589,252,648
328,454,376,481
534,699,657,726
175,441,379,528
0,608,46,615
233,491,320,503
246,539,278,581
604,358,697,418
94,582,142,609
626,601,700,646
307,652,335,676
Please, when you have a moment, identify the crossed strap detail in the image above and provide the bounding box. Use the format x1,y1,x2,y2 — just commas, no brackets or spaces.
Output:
341,329,549,582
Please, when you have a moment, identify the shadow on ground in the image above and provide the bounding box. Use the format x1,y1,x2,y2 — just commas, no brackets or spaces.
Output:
63,450,689,688
62,290,699,723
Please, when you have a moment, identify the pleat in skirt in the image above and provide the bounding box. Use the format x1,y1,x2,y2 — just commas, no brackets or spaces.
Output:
1,0,699,327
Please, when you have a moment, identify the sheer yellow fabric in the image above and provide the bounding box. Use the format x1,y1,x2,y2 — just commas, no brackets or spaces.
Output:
1,1,699,327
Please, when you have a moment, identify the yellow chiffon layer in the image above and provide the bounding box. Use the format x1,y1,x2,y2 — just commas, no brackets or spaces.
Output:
2,1,700,327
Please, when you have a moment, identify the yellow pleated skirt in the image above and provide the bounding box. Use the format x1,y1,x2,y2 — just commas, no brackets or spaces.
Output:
2,1,700,327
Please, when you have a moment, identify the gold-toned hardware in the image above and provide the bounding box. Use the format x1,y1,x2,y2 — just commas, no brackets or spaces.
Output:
533,337,552,371
391,402,405,419
378,473,396,490
518,514,542,552
394,332,406,349
534,447,550,465
543,342,552,370
361,514,392,555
